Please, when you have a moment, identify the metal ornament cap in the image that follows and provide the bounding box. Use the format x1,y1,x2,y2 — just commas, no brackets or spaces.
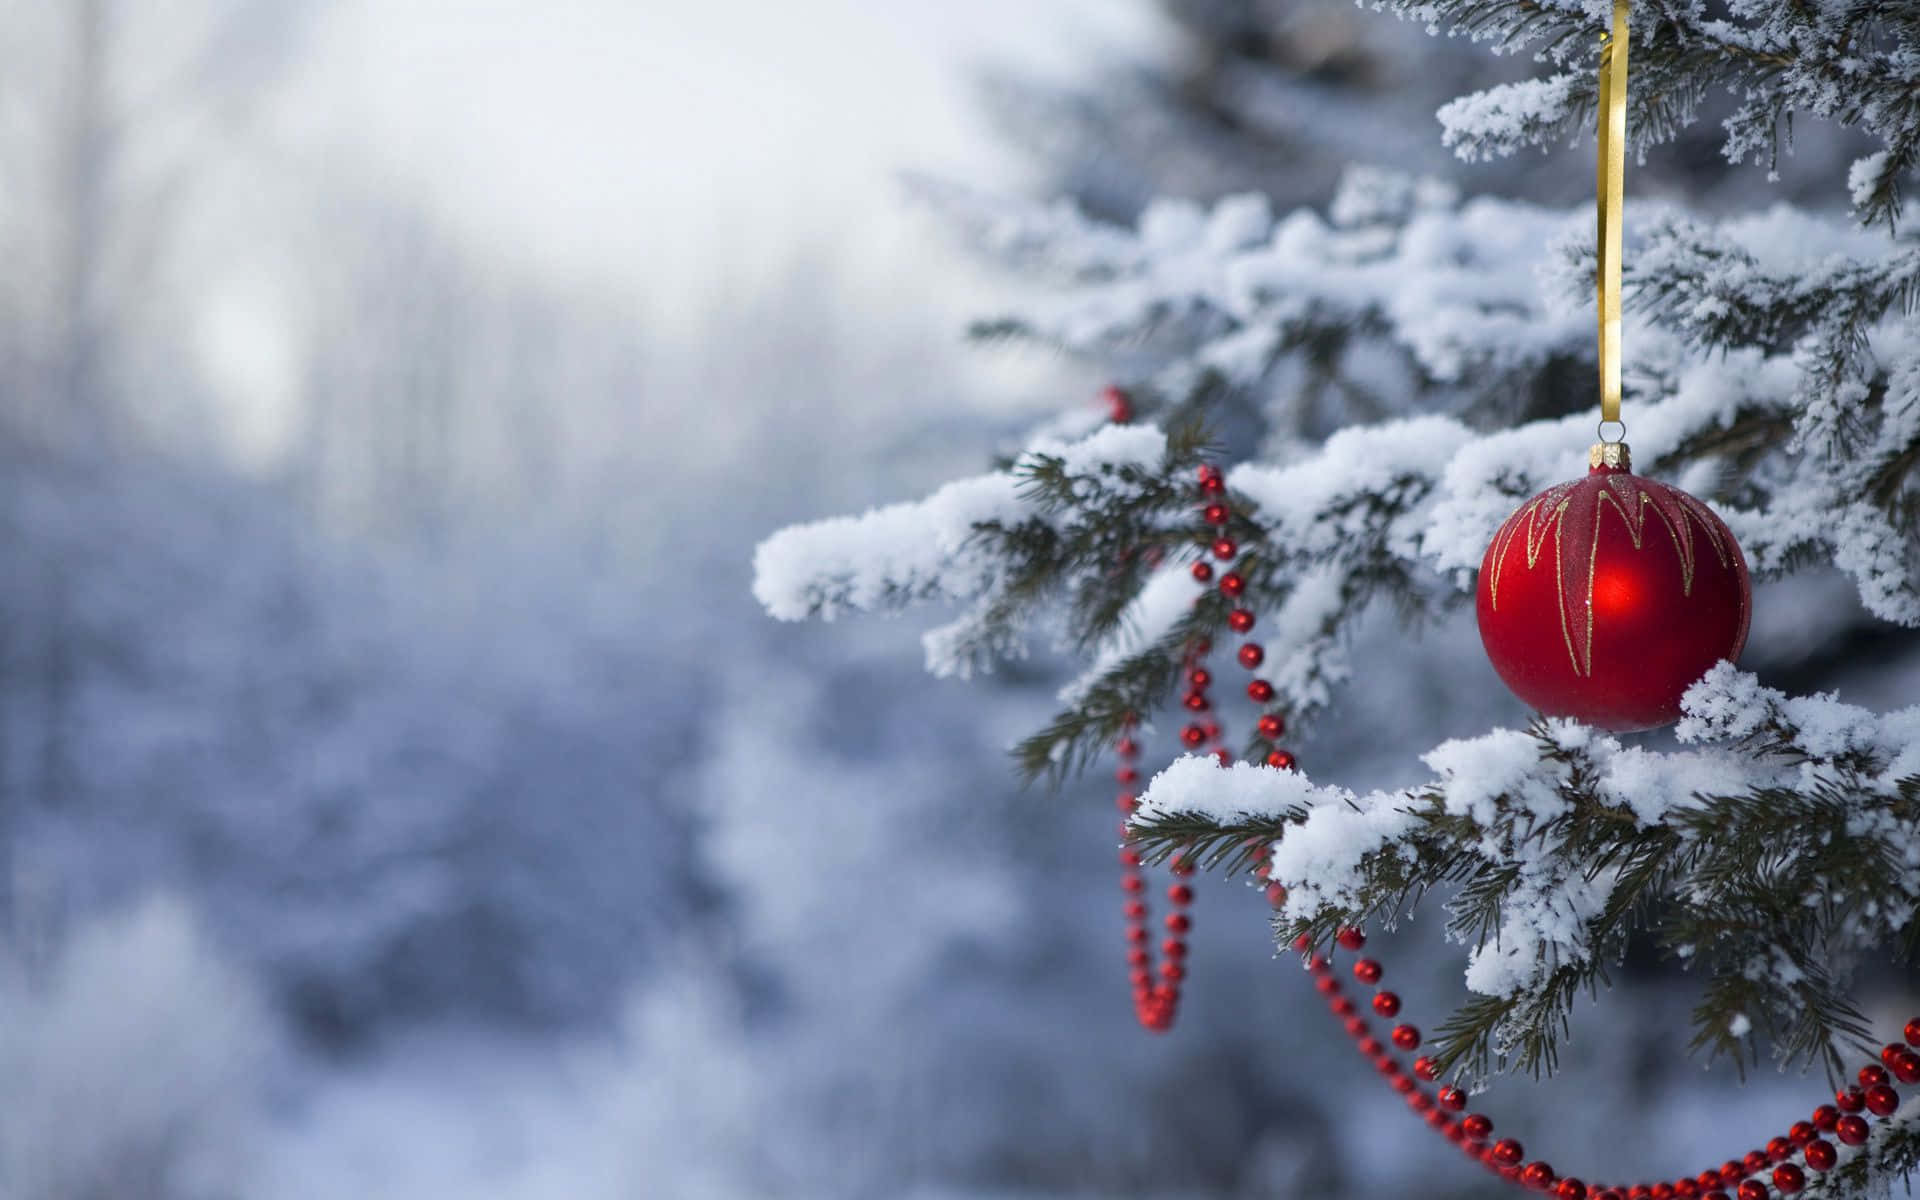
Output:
1475,443,1752,732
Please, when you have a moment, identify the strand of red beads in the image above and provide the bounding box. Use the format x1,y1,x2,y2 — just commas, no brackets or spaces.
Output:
1291,928,1918,1198
1115,722,1195,1033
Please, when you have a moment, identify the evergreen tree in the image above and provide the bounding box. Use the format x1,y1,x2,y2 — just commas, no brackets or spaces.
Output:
761,1,1920,1195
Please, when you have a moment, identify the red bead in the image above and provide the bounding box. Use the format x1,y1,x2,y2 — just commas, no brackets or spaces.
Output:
1895,1050,1920,1084
1392,1024,1421,1051
1211,538,1237,560
1219,573,1245,597
1170,859,1195,877
1256,713,1286,739
1772,1163,1804,1193
1201,720,1220,741
1357,1036,1383,1056
1129,968,1151,987
1267,750,1297,770
1836,1113,1869,1144
1860,1064,1889,1088
1330,996,1355,1017
1352,960,1383,985
1122,875,1144,893
1698,1172,1725,1193
1188,666,1212,688
1160,938,1186,958
1651,1186,1674,1200
1116,765,1139,784
1557,1180,1588,1200
1742,1151,1768,1175
1424,1107,1448,1128
1786,1121,1814,1148
1523,1162,1556,1189
1236,643,1264,669
1597,1192,1624,1200
1119,848,1141,867
1766,1137,1792,1163
1491,1139,1524,1167
1101,385,1133,423
1803,1140,1835,1171
1907,1018,1920,1047
1735,1184,1766,1200
1704,1194,1730,1200
1182,691,1210,711
1227,608,1255,633
1167,884,1193,905
1116,792,1137,813
1200,475,1224,497
1372,991,1401,1017
1291,933,1311,952
1211,747,1232,766
1191,561,1214,582
1811,1104,1839,1132
1628,1188,1651,1200
1675,1182,1699,1199
1159,961,1184,982
1344,1016,1369,1039
1837,1085,1865,1112
1718,1162,1743,1186
1125,926,1148,944
1247,678,1274,702
1439,1086,1467,1112
1127,948,1148,967
1475,464,1751,732
1203,502,1230,526
1180,724,1206,748
1866,1083,1899,1115
1265,882,1288,907
1123,901,1146,920
1413,1056,1439,1082
1336,928,1366,951
1164,913,1190,934
1461,1113,1493,1140
1196,463,1220,484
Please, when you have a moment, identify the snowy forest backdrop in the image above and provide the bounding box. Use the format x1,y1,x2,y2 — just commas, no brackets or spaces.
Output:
2,1,1912,1198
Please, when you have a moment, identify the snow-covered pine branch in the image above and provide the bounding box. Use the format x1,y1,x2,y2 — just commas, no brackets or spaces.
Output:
1390,0,1920,230
1128,664,1920,1085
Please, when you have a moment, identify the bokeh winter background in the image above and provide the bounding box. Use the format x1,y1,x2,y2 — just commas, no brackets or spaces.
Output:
4,1,1913,1197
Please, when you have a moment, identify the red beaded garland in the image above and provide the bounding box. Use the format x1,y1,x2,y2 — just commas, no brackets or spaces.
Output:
1219,572,1245,597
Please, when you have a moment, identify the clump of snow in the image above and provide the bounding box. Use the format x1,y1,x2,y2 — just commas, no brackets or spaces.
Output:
1849,151,1891,213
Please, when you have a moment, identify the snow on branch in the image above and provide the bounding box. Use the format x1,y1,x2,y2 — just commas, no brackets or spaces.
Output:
753,424,1172,625
1130,663,1920,1080
1383,0,1920,229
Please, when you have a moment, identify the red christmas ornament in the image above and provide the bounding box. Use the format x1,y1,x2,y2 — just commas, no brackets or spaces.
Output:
1476,443,1750,731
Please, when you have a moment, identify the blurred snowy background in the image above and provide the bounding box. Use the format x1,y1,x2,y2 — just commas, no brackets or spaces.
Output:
2,2,1910,1197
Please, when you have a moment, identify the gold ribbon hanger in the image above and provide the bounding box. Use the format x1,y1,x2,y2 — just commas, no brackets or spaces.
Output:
1597,0,1629,435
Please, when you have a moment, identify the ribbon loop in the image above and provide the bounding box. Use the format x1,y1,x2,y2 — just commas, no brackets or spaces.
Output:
1596,0,1629,427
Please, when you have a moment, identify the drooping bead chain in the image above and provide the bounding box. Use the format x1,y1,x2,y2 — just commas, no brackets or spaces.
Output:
1116,722,1195,1033
1288,927,1920,1198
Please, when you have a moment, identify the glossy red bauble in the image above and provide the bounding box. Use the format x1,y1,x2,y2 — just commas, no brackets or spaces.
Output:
1476,447,1750,731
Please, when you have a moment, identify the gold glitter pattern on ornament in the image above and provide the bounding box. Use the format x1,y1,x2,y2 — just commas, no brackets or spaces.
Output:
1485,474,1736,676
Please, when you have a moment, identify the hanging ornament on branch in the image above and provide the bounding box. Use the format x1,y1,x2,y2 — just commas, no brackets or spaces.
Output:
1473,0,1751,732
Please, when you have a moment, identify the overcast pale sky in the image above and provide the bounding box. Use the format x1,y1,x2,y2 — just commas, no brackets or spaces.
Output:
295,1,1156,291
